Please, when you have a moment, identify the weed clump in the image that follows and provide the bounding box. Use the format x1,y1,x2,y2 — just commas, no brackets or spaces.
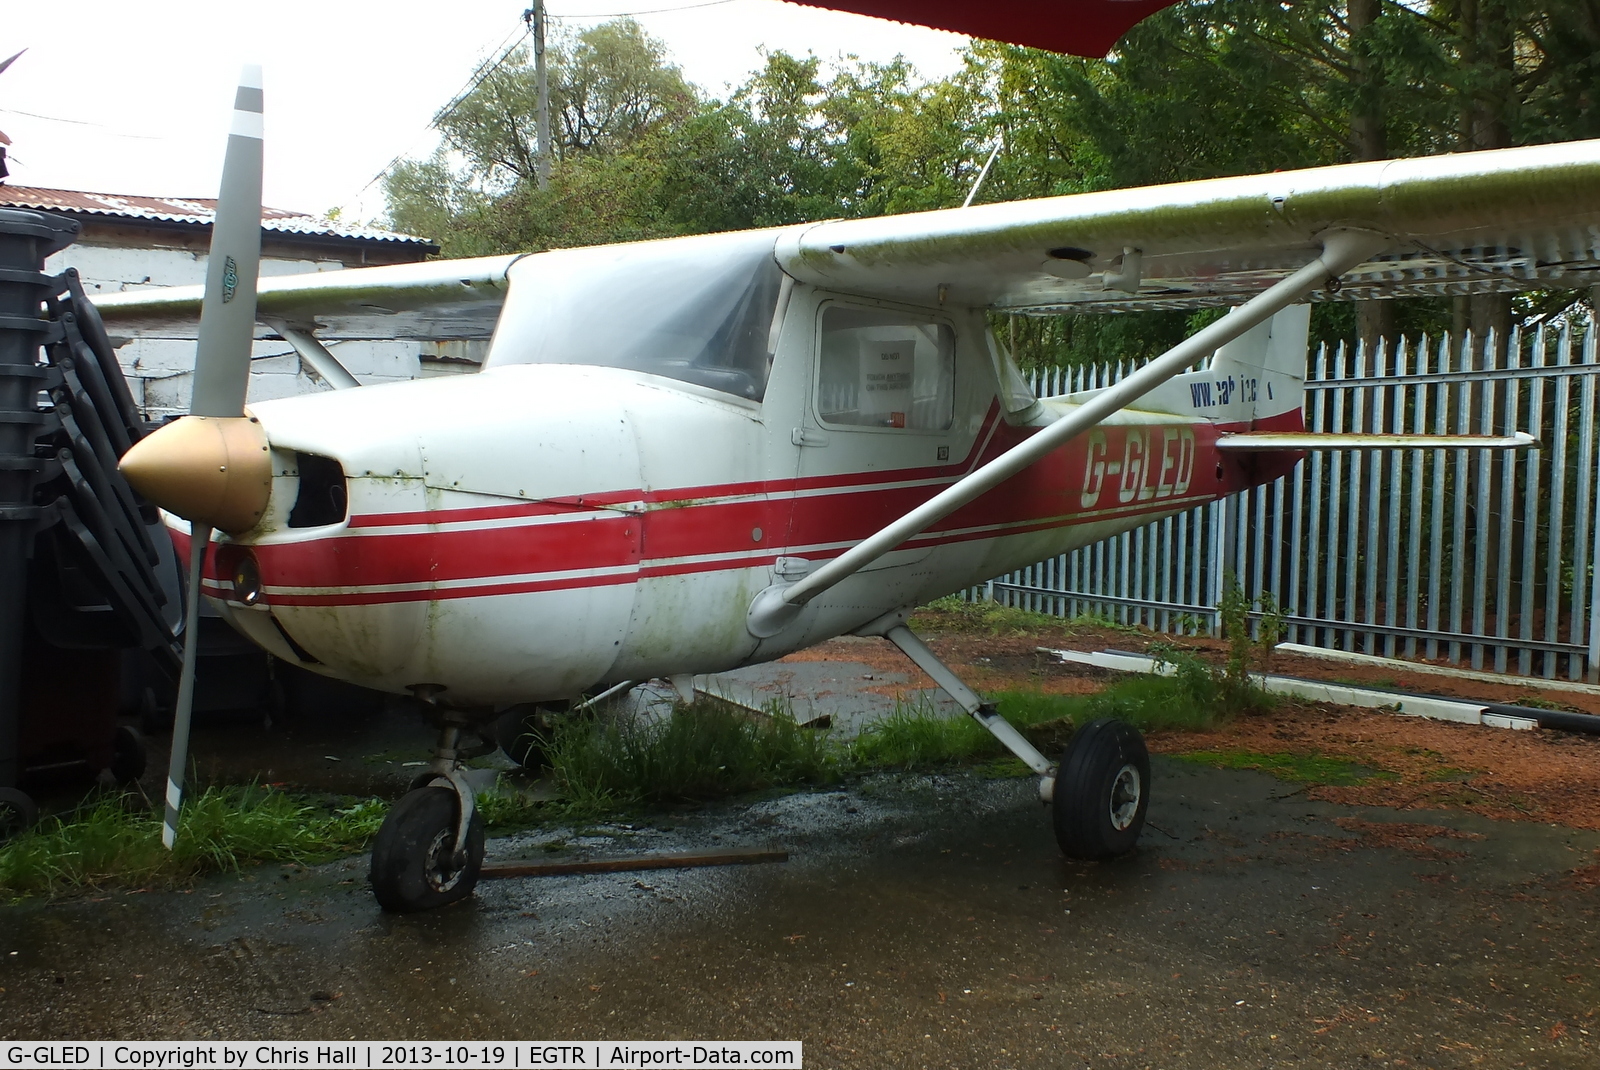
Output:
850,698,1009,770
547,699,839,812
1218,572,1284,708
1142,573,1284,723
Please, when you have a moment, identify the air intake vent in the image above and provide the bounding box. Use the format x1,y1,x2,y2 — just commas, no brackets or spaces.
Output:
287,452,347,528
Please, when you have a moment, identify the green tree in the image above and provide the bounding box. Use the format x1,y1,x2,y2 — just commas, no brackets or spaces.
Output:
387,18,701,255
385,6,1598,366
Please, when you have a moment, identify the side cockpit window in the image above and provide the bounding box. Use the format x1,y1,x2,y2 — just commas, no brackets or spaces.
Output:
816,305,955,431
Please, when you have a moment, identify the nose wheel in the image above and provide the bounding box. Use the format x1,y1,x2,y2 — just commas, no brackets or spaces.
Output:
370,784,485,911
370,713,490,912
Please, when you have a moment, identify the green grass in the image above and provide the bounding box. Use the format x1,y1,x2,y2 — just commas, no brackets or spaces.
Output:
851,674,1233,773
1173,749,1395,786
1333,675,1400,689
910,595,1139,636
473,785,551,831
0,787,385,897
546,698,840,812
0,654,1281,896
850,698,1009,770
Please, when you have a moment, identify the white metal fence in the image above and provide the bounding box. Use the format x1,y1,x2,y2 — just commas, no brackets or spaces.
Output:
985,323,1600,681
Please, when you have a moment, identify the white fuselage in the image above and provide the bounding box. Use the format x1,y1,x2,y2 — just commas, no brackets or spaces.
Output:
190,279,1275,708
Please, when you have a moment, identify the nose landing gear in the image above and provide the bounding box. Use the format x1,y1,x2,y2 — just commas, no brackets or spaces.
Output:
370,708,491,912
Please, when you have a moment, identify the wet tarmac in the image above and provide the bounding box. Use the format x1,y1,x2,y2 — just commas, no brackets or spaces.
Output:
4,753,1599,1067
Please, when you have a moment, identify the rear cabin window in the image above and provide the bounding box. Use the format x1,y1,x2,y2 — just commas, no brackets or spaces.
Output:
816,305,955,431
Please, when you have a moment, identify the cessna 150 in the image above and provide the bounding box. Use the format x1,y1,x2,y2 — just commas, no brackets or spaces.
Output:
93,48,1596,911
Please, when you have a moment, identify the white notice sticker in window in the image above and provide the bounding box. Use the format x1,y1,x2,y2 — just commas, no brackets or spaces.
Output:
859,337,914,427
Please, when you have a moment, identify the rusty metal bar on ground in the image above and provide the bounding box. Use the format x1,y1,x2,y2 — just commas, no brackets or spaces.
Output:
480,847,789,879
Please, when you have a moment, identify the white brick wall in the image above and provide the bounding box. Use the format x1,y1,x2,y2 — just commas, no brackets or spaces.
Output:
51,242,451,420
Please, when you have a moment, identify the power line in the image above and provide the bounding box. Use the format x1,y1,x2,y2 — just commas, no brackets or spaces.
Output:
433,20,537,126
336,17,532,212
0,107,167,140
338,0,737,217
546,0,740,19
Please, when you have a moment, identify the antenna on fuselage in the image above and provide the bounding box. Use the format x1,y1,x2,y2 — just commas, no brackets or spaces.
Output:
962,137,1003,208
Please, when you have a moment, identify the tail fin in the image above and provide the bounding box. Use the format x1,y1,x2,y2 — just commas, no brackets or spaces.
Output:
1043,304,1311,428
1203,303,1309,427
1100,303,1309,428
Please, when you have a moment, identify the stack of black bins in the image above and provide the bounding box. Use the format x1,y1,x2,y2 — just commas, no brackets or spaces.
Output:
0,208,185,832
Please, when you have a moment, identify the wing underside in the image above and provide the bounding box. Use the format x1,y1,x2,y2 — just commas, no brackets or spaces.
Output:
777,139,1600,314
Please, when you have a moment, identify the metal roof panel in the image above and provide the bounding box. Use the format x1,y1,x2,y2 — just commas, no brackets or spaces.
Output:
0,184,431,245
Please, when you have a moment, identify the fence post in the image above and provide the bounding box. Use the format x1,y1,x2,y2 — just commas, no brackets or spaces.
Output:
1210,499,1228,636
1590,288,1600,682
1591,321,1600,680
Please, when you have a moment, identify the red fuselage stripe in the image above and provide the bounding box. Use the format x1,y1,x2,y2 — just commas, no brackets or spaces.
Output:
189,410,1300,608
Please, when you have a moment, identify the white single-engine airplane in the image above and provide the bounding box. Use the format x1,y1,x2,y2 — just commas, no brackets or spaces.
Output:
92,53,1596,910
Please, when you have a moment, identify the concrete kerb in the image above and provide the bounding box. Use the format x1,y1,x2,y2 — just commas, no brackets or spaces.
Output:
1040,648,1538,731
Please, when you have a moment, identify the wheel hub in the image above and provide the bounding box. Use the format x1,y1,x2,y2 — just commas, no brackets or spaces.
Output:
422,828,465,893
1108,763,1141,831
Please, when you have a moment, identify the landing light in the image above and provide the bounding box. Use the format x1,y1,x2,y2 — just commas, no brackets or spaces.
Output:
231,551,262,606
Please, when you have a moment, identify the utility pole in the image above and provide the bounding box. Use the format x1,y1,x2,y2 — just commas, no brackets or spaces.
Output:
526,2,551,190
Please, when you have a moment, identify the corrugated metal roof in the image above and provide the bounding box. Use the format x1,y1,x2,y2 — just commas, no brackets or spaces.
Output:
0,184,431,245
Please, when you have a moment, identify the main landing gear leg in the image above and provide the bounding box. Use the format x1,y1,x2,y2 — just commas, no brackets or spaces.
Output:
370,693,489,912
864,610,1150,860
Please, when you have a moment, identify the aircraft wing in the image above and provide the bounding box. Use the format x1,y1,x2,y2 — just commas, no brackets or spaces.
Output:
776,139,1600,314
92,140,1600,342
91,254,522,341
782,1,1182,58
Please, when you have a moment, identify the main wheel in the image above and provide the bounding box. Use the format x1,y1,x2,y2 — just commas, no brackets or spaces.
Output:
109,725,147,786
0,787,38,839
370,785,485,912
492,704,554,769
1052,718,1150,860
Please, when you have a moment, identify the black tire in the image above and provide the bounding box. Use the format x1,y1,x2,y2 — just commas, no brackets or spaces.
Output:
492,705,551,769
109,725,147,785
139,686,172,734
370,786,484,912
1052,718,1150,860
0,787,39,839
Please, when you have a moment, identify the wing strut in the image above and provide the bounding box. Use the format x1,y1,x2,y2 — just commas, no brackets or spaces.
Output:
746,228,1389,638
264,319,360,390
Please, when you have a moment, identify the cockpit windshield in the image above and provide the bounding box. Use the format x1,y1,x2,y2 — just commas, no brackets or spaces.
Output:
485,229,786,401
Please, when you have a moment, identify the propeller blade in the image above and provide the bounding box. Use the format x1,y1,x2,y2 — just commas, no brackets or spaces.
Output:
0,50,25,78
162,523,211,850
162,67,264,850
191,64,264,420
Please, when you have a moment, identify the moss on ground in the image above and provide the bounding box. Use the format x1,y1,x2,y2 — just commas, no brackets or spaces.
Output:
1173,748,1397,786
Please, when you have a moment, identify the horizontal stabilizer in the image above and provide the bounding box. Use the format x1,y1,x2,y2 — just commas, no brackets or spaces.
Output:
1216,431,1535,451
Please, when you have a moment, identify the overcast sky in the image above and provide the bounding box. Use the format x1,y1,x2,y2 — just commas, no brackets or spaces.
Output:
0,1,965,225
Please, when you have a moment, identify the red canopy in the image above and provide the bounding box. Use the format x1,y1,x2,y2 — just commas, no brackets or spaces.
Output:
781,1,1181,58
